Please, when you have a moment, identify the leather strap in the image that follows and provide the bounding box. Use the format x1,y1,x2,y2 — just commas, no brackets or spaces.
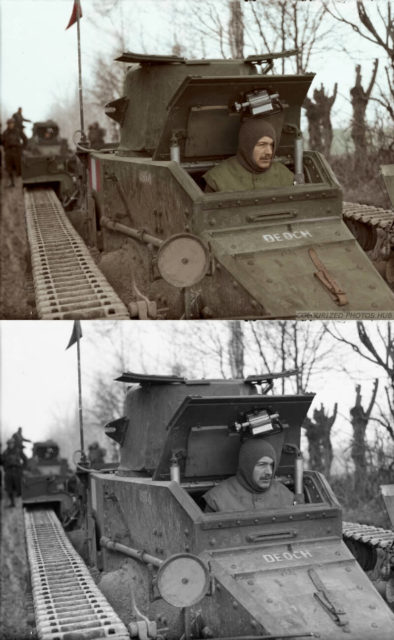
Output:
309,248,348,306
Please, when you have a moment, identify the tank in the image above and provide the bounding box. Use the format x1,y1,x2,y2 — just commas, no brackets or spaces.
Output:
22,119,80,208
76,371,394,639
22,439,77,524
83,52,394,319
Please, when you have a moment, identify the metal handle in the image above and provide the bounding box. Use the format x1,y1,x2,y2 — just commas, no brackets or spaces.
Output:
246,210,297,223
246,529,296,543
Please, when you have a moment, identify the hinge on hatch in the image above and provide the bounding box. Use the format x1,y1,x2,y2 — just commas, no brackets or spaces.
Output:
308,568,349,628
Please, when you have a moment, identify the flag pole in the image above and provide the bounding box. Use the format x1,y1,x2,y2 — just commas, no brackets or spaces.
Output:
76,0,86,141
76,331,86,461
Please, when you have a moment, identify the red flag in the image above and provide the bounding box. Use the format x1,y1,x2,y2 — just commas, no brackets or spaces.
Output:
66,0,82,30
66,320,82,349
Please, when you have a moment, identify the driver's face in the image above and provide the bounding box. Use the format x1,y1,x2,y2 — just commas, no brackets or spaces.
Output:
252,136,274,170
252,455,274,490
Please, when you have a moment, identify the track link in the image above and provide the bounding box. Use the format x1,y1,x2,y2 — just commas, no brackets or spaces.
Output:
343,521,394,550
343,201,394,253
24,508,130,640
24,188,129,319
343,202,394,232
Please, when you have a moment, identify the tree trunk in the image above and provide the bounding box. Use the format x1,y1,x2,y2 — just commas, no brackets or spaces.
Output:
350,60,378,174
229,320,244,378
313,83,337,158
350,380,378,498
302,403,337,477
228,0,244,59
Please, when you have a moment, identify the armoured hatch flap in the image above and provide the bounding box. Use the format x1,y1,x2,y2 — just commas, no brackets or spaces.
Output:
152,394,313,481
202,218,394,316
203,539,394,639
116,372,187,384
153,74,314,161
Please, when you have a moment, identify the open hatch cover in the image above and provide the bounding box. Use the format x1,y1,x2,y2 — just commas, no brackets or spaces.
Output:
116,372,187,385
152,394,313,481
153,73,314,162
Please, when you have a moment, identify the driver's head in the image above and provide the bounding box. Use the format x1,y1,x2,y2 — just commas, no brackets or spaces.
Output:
236,439,277,493
236,119,276,174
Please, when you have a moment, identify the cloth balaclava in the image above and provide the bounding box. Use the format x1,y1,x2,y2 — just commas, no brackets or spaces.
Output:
236,438,277,493
236,118,277,174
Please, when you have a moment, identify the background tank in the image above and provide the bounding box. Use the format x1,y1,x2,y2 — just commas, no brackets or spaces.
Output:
22,119,80,208
78,371,394,639
83,52,394,319
22,439,77,523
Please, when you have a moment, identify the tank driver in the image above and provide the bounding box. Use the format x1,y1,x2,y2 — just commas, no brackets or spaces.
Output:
203,439,294,512
203,119,294,193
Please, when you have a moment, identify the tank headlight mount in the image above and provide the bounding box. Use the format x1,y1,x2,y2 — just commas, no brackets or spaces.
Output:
157,233,210,288
156,553,210,608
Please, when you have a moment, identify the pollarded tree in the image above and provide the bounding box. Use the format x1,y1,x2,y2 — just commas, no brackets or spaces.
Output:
303,402,337,477
349,379,379,498
327,1,394,124
350,59,379,170
327,321,394,443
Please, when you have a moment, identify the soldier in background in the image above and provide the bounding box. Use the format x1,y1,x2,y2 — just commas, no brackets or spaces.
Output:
12,426,31,464
12,106,31,147
88,441,106,467
88,122,106,149
0,438,25,507
2,119,23,187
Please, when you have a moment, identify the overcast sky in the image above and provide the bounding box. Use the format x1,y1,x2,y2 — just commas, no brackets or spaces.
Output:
1,0,391,131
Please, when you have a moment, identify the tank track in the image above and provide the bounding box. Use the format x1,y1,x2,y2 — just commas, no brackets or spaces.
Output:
24,507,130,640
24,187,129,319
343,521,394,550
343,201,394,254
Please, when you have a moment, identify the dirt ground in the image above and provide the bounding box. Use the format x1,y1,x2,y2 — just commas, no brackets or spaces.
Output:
0,492,33,640
0,169,35,319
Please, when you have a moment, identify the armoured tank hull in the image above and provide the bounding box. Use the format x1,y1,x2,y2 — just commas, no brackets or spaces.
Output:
74,372,394,639
91,471,394,640
82,53,394,319
91,150,394,318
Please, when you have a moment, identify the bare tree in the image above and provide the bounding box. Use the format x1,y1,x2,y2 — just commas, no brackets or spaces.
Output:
327,321,394,442
312,83,338,157
303,95,324,152
350,379,379,498
249,1,331,73
303,402,337,477
162,0,330,71
248,320,331,393
326,1,394,123
350,59,379,169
